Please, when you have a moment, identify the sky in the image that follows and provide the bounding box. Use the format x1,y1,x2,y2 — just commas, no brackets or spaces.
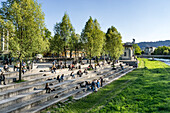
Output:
0,0,170,43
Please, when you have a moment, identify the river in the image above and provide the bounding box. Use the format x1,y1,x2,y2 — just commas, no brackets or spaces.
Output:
148,58,170,66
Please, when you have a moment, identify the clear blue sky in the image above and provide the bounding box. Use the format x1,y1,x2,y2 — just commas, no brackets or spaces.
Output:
1,0,170,43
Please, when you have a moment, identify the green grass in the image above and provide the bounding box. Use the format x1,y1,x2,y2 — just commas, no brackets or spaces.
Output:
42,58,170,113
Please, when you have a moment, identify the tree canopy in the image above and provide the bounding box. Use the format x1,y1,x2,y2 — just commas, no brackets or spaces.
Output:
153,46,170,55
105,26,124,62
133,44,142,55
81,17,104,64
0,0,48,80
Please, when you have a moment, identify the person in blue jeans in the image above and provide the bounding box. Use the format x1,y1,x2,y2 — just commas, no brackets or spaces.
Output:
96,80,100,88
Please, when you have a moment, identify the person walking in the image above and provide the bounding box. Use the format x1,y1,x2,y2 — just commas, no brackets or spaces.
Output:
95,64,97,70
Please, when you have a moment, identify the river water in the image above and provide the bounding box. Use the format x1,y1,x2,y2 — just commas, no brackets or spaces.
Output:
148,58,170,66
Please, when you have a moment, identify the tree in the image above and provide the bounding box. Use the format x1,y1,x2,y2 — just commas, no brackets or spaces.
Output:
100,32,106,64
133,44,141,55
53,13,74,67
68,32,80,59
81,17,104,65
163,49,169,55
0,0,48,81
141,50,145,55
105,26,124,63
51,22,64,59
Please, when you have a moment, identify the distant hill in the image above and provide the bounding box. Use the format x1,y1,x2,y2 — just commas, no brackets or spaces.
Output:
137,40,170,50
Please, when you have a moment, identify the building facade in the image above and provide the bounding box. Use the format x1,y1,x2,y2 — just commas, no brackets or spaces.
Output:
120,42,133,60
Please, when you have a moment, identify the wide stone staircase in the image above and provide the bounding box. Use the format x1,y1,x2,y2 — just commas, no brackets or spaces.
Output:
0,61,135,113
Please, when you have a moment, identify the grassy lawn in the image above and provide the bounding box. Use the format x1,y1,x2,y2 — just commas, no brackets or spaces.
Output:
42,58,170,113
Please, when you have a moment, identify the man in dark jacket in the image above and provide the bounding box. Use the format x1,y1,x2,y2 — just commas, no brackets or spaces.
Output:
0,72,6,85
100,77,103,87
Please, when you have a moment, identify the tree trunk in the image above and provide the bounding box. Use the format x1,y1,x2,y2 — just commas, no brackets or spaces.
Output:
103,54,105,65
90,58,91,65
19,58,22,81
96,56,98,64
90,53,92,65
75,48,77,59
64,46,67,68
70,50,72,58
57,52,60,65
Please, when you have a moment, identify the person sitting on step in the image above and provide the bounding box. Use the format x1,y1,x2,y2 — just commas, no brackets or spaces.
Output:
96,80,100,88
120,64,124,70
78,70,83,77
60,74,64,82
94,84,98,92
45,83,51,93
3,64,9,72
84,69,88,75
57,75,61,83
0,72,6,85
22,66,27,74
70,72,75,78
91,80,95,91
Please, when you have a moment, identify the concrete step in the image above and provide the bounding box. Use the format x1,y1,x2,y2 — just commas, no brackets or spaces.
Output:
0,79,78,109
0,64,86,92
74,90,92,100
23,88,83,113
0,63,101,99
0,84,79,113
5,73,45,84
104,67,131,81
74,67,134,100
0,89,46,109
0,73,56,92
0,63,113,113
3,71,18,78
0,78,75,100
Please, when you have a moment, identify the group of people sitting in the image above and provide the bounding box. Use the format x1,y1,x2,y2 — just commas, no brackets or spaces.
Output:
13,61,31,74
51,61,68,73
88,77,103,92
56,74,64,83
87,63,101,70
51,60,85,73
45,74,65,93
70,68,88,79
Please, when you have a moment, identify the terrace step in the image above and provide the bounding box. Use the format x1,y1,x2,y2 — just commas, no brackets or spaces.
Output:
23,88,83,113
0,84,79,113
0,78,74,100
0,62,125,113
5,73,45,84
74,67,133,100
74,90,92,100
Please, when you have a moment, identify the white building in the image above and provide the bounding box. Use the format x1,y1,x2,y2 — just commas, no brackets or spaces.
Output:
120,42,133,60
144,47,156,55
